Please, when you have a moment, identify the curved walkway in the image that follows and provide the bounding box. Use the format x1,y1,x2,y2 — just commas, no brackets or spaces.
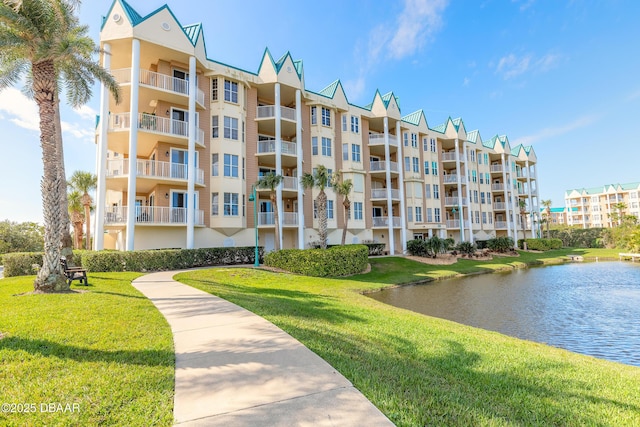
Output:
132,271,394,426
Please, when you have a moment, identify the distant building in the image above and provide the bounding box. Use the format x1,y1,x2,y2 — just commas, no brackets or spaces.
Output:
564,183,640,228
540,207,575,227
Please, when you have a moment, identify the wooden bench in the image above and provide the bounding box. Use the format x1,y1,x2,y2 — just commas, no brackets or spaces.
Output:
60,257,88,286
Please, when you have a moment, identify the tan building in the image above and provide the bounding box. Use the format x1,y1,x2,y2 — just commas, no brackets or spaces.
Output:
564,183,640,228
94,0,541,253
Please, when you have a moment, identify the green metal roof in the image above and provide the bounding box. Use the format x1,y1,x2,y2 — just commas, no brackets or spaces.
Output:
319,80,340,98
402,110,424,126
182,23,201,45
452,117,463,132
431,122,447,133
467,129,480,144
121,0,144,25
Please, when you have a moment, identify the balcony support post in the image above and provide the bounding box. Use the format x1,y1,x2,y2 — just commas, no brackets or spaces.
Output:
383,117,395,254
501,153,511,240
296,89,304,249
186,55,196,249
125,38,140,251
274,83,284,250
95,42,111,250
462,141,473,243
507,156,519,243
454,138,465,242
396,122,407,253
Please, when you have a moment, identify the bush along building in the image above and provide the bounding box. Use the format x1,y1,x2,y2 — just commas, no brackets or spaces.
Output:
94,0,541,253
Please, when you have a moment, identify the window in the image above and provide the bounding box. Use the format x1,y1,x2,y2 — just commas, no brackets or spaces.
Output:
484,153,489,164
481,192,486,204
242,121,245,142
211,192,219,216
354,202,363,220
327,200,334,219
423,137,428,151
482,212,487,224
311,106,317,125
223,154,238,177
470,150,476,162
426,208,433,222
473,190,478,204
354,174,364,192
415,207,422,222
321,137,332,156
434,208,441,222
351,116,359,133
342,115,347,132
404,157,411,172
211,153,219,176
211,78,218,101
430,138,437,152
480,173,484,184
412,157,419,173
224,80,238,103
433,184,440,199
352,144,361,162
327,169,333,187
212,115,219,138
425,184,431,199
407,207,413,222
475,211,480,224
414,182,423,198
485,173,490,184
631,192,638,199
424,161,430,175
343,144,349,161
411,133,418,147
242,157,245,179
224,116,238,140
472,170,477,183
487,193,491,204
432,161,438,176
322,107,331,126
477,152,482,165
403,132,409,146
312,137,319,155
223,192,238,216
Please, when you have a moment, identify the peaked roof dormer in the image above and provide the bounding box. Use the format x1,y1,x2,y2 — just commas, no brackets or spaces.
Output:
314,79,349,110
367,90,401,119
467,129,482,145
401,109,429,133
257,48,303,88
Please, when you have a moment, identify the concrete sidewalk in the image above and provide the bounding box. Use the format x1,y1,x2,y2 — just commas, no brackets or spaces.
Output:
132,271,394,426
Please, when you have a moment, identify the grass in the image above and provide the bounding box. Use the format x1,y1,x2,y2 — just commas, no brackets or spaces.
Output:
176,249,640,426
0,273,174,427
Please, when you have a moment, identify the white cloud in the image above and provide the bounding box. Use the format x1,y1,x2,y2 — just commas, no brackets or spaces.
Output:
513,0,536,11
344,76,367,103
73,105,98,120
0,87,39,131
463,77,470,87
495,52,563,80
512,114,600,146
387,0,449,60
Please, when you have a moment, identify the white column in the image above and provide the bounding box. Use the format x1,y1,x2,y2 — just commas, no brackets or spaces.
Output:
525,160,533,238
383,117,395,253
295,89,304,249
186,56,196,249
125,39,140,251
462,142,473,243
533,163,540,237
500,154,511,239
508,158,519,243
454,138,465,242
274,83,284,250
581,196,586,229
396,122,407,252
94,43,111,250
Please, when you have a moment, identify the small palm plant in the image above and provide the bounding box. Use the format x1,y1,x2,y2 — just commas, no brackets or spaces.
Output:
67,190,84,249
301,165,331,249
332,172,353,246
69,171,97,250
256,172,284,251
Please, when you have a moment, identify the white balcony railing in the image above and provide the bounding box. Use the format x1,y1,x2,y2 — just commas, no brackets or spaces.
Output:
111,68,205,106
257,212,299,226
282,212,298,226
258,212,275,226
493,202,507,210
372,216,401,227
446,220,460,228
256,105,297,121
491,183,505,191
368,133,398,147
443,174,464,184
256,140,297,155
490,164,504,173
107,159,204,185
282,176,298,191
108,112,205,145
441,152,459,162
369,160,399,172
104,206,204,226
371,189,400,199
495,221,509,229
445,197,468,206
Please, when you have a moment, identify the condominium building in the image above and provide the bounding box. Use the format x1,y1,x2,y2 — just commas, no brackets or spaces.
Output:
94,0,541,253
565,183,640,228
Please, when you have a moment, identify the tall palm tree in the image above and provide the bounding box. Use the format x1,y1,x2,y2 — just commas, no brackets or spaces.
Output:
69,171,96,250
332,172,353,246
518,198,528,250
612,202,627,226
0,0,120,291
256,172,283,251
301,165,331,249
541,199,552,238
67,189,84,249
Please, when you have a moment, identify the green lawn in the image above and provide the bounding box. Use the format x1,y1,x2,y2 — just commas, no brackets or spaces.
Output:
0,273,174,427
177,250,640,426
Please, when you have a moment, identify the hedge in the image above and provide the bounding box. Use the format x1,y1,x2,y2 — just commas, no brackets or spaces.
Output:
264,245,368,277
519,238,563,251
2,247,263,276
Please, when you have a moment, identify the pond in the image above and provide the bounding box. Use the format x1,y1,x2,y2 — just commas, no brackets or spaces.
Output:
368,261,640,367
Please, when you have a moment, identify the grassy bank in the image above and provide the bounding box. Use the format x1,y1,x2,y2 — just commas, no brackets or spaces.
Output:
177,249,640,426
0,274,174,427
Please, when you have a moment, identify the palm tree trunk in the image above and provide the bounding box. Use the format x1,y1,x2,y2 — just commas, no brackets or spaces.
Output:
83,194,91,250
32,60,67,292
341,199,350,246
318,190,328,249
270,191,280,251
55,91,74,264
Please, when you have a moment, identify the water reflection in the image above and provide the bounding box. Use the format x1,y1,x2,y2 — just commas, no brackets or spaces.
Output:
368,262,640,367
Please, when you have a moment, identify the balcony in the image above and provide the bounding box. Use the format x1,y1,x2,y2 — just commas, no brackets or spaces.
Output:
371,189,400,200
372,216,401,228
443,174,465,184
491,183,505,191
495,221,509,229
256,140,297,156
369,160,399,173
441,152,460,162
111,68,205,107
493,202,507,210
256,105,297,121
283,212,299,226
106,159,204,185
257,212,299,227
368,133,398,147
104,206,204,226
445,197,468,206
108,113,205,146
490,164,504,173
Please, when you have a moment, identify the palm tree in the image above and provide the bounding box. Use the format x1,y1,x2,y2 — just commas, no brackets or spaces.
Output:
67,189,84,249
612,202,627,226
332,172,353,246
256,172,283,251
301,165,331,249
541,199,552,238
518,198,528,250
69,171,96,250
0,0,120,291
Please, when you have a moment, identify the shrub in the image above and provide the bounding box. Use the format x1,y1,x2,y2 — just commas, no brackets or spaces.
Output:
522,238,563,251
2,251,85,277
327,243,385,256
487,236,514,253
456,241,476,256
550,227,604,248
407,239,430,257
264,245,368,277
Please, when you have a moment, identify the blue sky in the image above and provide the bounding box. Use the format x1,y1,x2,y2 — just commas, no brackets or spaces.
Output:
1,0,639,223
